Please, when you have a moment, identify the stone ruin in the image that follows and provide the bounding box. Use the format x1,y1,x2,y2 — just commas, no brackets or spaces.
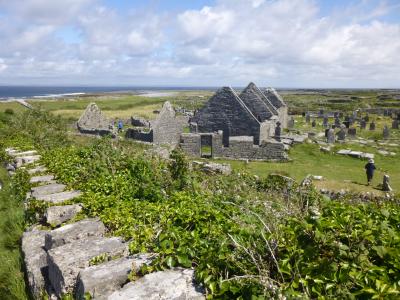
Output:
180,131,288,161
77,103,115,136
125,101,186,146
190,83,288,146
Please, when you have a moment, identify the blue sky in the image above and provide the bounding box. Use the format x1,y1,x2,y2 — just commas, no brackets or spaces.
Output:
0,0,399,87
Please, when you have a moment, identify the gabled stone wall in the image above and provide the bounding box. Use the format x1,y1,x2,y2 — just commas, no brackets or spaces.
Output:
191,87,261,145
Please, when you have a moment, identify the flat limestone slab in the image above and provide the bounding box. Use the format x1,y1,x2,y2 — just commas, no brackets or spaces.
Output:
30,175,55,184
16,155,41,167
10,150,38,157
47,236,128,297
76,254,154,300
45,218,106,250
108,269,205,300
21,230,48,298
45,204,82,226
31,183,66,198
35,190,81,204
28,165,48,175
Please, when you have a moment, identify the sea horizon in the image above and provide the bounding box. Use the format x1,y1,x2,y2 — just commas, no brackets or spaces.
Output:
0,85,399,100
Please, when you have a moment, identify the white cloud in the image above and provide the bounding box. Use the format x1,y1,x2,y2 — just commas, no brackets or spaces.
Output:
0,0,399,87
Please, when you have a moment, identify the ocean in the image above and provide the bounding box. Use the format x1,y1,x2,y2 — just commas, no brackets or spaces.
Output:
0,86,217,100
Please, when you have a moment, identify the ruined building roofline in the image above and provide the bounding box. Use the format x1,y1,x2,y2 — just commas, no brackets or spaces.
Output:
228,86,261,125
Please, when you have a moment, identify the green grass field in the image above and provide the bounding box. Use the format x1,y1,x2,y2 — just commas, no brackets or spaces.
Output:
219,142,399,194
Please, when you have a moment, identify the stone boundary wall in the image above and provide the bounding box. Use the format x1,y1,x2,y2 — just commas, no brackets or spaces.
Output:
180,134,201,157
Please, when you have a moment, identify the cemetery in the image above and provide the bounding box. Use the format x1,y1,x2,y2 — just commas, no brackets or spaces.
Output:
0,87,399,299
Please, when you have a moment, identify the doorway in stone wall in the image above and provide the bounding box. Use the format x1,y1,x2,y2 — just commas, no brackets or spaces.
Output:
200,134,213,158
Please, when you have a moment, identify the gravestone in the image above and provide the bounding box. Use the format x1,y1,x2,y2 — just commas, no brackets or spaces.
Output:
319,109,324,117
337,126,346,141
392,119,399,129
327,128,335,144
305,113,311,123
383,125,390,139
369,122,376,131
360,119,366,130
323,116,329,127
275,122,281,140
334,117,341,127
348,128,356,136
382,175,392,192
288,118,295,129
311,120,316,128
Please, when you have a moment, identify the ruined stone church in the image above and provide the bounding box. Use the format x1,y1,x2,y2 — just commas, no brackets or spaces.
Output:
190,82,288,145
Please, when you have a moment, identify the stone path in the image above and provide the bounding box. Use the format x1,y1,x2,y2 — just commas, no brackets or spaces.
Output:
6,147,204,300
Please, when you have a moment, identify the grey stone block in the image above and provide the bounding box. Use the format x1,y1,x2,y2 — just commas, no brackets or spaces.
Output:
21,230,48,298
47,236,128,297
76,254,155,300
108,268,205,300
10,150,38,157
35,190,81,204
45,204,83,226
31,183,66,198
28,165,48,175
30,175,55,184
45,218,106,250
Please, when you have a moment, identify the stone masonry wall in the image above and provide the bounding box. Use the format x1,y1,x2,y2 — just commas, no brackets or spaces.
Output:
179,132,288,161
179,133,201,157
191,87,261,145
152,102,184,146
125,129,153,143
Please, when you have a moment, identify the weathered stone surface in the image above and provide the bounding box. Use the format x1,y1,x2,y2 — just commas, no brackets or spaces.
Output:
108,268,205,300
15,155,41,167
48,236,128,297
383,175,393,192
45,204,82,226
27,165,47,175
10,150,37,157
30,175,55,184
327,128,335,144
77,103,114,136
22,230,48,298
45,218,106,250
202,162,232,175
35,190,81,203
76,254,155,300
31,183,66,198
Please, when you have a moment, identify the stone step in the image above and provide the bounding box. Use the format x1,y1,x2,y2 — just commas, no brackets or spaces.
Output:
21,230,48,298
108,268,205,300
76,254,155,300
45,218,106,250
35,190,82,204
10,150,38,157
30,175,55,184
28,165,48,175
15,155,41,168
45,204,83,226
31,183,66,198
47,236,128,297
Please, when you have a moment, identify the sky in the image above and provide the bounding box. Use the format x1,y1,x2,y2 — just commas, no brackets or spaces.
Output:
0,0,399,88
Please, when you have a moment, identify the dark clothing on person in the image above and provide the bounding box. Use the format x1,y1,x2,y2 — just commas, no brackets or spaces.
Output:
365,162,376,183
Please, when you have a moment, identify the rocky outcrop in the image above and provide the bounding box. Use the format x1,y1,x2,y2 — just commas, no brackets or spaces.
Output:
108,268,205,300
21,230,48,298
76,254,155,300
45,204,82,226
44,218,106,250
48,236,128,297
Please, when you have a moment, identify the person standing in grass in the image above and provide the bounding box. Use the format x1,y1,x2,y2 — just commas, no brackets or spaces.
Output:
365,158,376,185
118,120,123,132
